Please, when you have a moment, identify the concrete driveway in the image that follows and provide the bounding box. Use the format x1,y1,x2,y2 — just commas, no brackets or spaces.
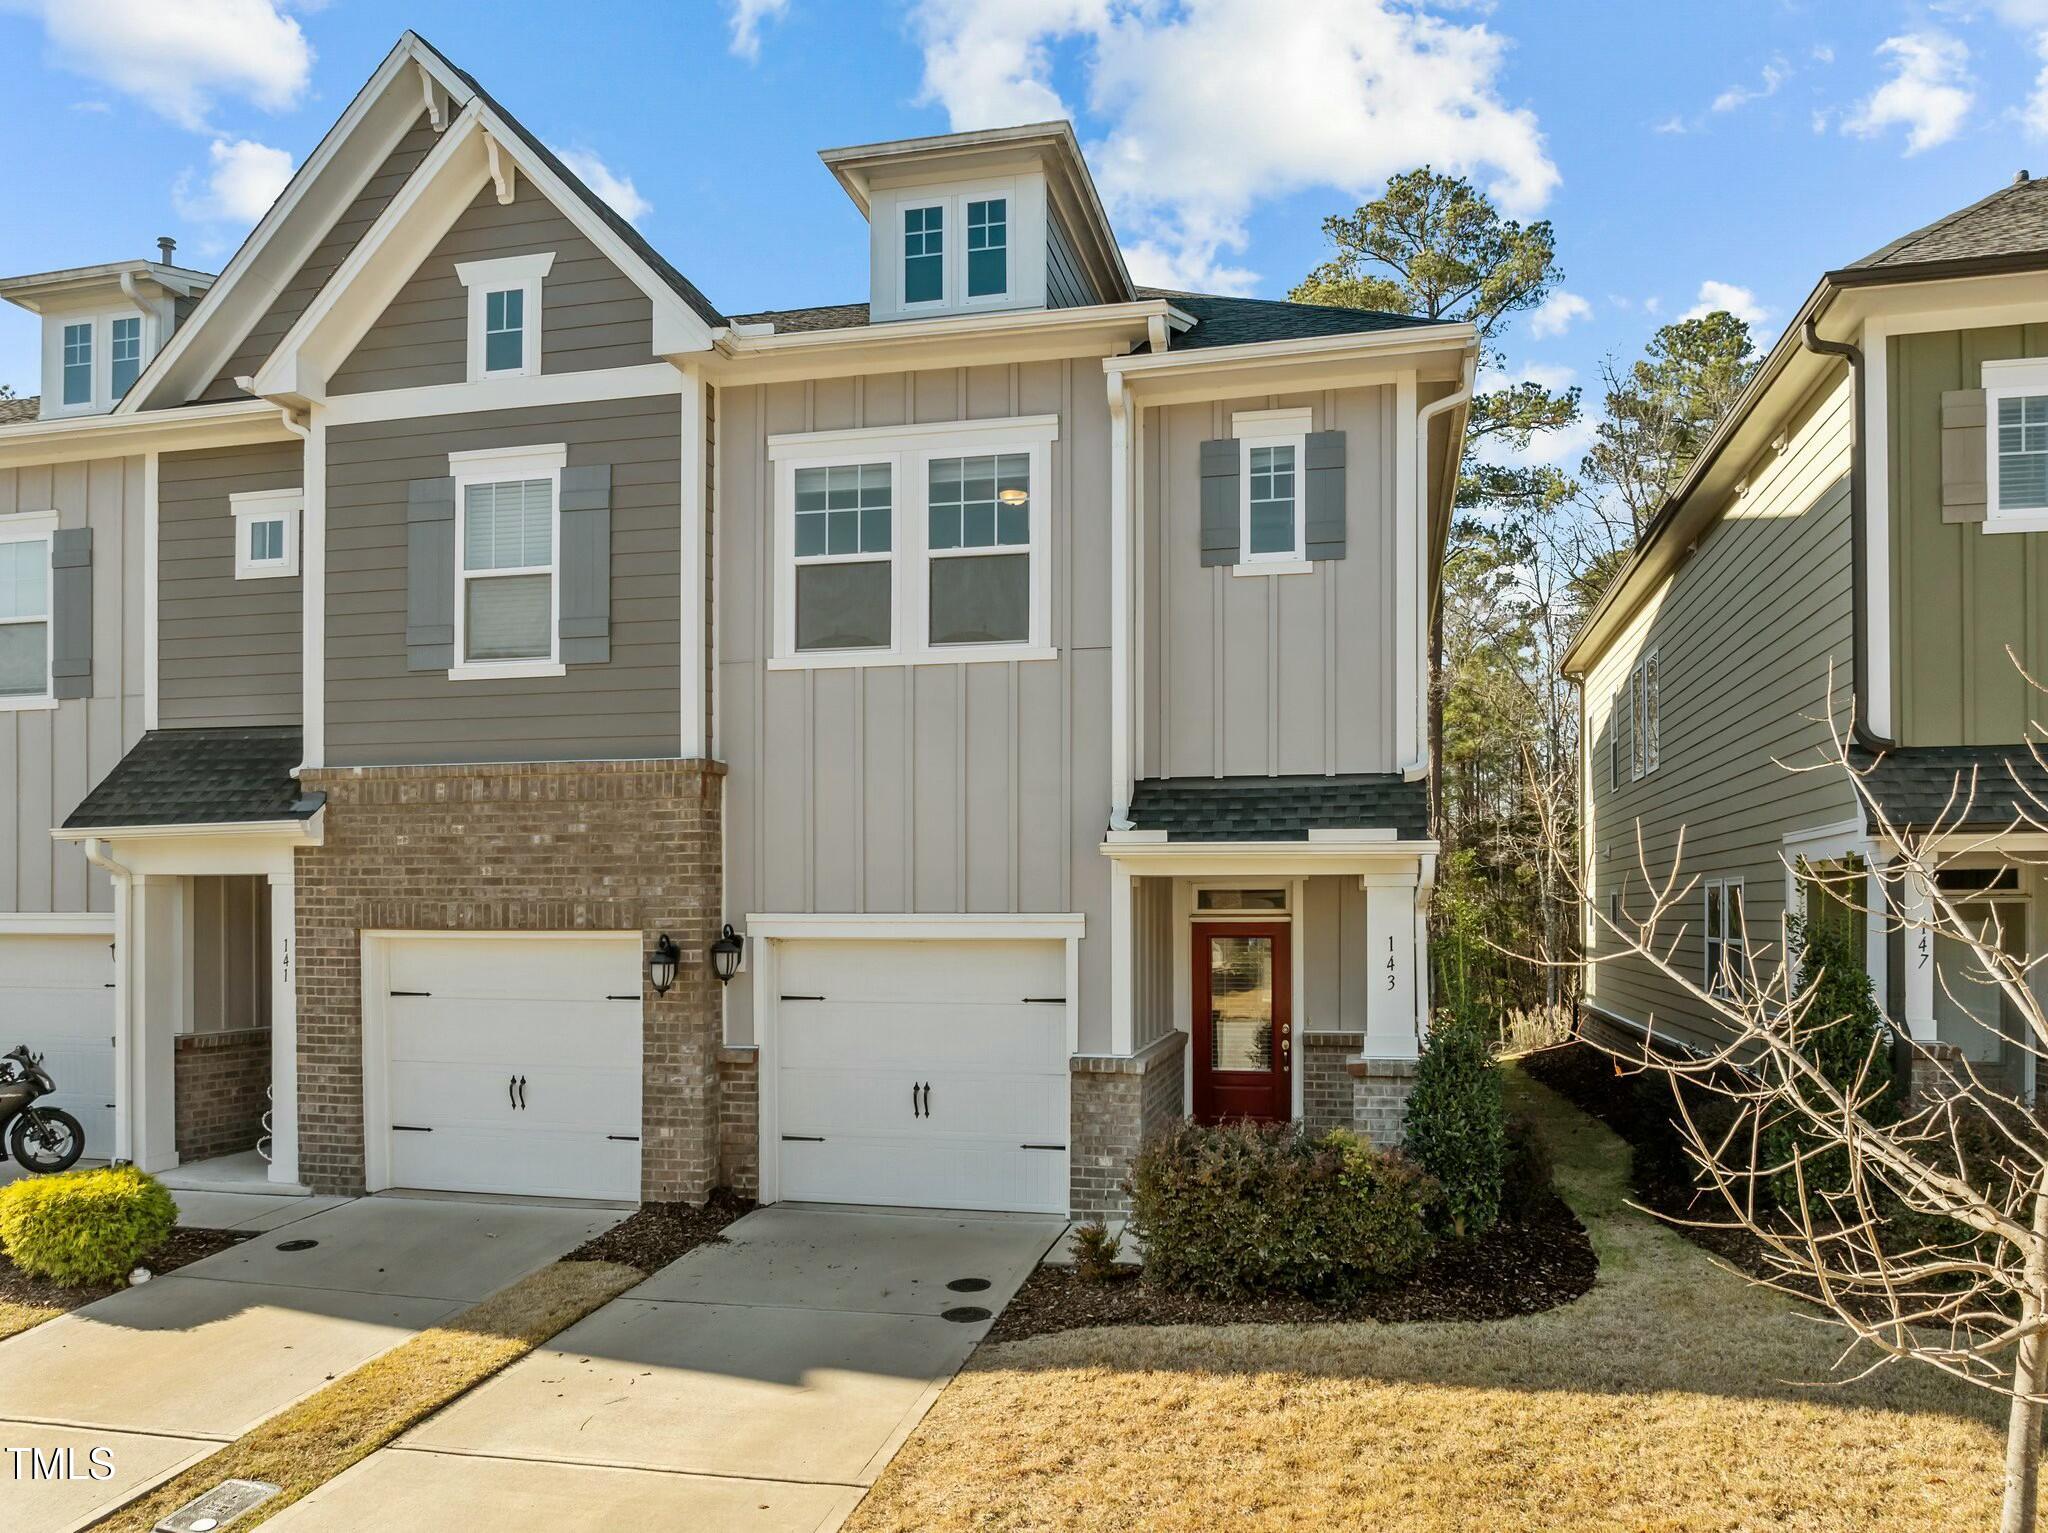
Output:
0,1194,623,1533
270,1204,1065,1533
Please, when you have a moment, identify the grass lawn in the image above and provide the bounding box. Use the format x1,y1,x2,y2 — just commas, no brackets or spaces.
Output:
848,1068,2030,1533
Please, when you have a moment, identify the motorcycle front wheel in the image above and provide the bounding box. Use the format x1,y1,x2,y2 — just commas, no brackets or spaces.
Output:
9,1109,84,1174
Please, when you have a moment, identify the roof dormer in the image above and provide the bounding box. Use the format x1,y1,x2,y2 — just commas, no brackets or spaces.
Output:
0,244,214,419
819,121,1134,325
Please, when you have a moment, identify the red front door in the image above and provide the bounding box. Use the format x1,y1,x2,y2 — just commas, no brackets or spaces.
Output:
1191,922,1292,1124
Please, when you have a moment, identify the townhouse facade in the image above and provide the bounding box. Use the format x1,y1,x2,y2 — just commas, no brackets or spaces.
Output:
1566,173,2048,1097
0,33,1471,1217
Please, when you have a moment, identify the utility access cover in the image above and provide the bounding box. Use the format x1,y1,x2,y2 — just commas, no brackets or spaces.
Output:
156,1478,281,1532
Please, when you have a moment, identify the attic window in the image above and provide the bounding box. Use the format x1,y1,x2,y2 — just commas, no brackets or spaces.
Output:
61,322,92,406
454,252,555,383
966,198,1007,298
110,316,143,397
904,205,945,306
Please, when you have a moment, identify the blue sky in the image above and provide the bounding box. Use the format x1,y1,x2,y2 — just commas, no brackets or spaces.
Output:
6,1,2048,473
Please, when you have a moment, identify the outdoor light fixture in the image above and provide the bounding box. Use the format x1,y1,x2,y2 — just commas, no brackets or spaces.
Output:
648,933,681,996
710,923,745,986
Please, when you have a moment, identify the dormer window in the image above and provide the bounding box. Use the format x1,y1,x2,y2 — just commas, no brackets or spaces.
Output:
456,252,554,382
904,205,945,306
966,198,1007,298
110,316,142,397
61,323,92,406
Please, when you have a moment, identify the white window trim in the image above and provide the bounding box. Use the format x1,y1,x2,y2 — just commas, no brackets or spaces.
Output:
1982,357,2048,532
231,487,303,580
1703,877,1746,997
768,415,1060,670
455,252,556,383
1233,407,1311,567
1610,685,1624,791
894,181,1019,317
1641,648,1660,775
0,509,59,712
40,308,157,419
447,442,567,681
955,186,1015,311
899,199,950,314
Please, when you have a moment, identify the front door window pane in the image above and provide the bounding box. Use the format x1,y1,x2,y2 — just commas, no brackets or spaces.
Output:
1248,443,1296,554
796,561,891,650
904,206,944,304
1208,935,1275,1072
62,323,92,405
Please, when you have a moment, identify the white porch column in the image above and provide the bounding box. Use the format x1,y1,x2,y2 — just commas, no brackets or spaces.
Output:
1899,866,1937,1042
1109,859,1135,1055
128,873,186,1172
267,871,300,1187
1362,873,1422,1060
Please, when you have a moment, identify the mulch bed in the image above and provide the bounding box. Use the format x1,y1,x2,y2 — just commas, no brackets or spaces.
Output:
566,1188,754,1272
0,1225,252,1314
986,1188,1597,1344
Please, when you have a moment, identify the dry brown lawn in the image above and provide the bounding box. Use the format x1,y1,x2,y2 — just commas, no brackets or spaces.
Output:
90,1257,641,1532
0,1296,65,1341
849,1070,2031,1533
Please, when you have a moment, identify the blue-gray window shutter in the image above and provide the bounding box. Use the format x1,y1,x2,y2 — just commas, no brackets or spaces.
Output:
1199,438,1238,567
558,464,612,665
406,477,456,671
1304,430,1346,560
50,527,92,700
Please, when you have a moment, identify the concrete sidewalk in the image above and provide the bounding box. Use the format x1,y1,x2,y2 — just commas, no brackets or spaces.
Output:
0,1194,623,1533
270,1204,1065,1533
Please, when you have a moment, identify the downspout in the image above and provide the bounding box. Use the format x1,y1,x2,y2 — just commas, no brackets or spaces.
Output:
1407,353,1477,781
82,837,134,1166
277,407,315,776
1799,318,1894,750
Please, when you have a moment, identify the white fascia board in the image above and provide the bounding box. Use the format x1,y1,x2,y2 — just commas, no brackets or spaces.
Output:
52,816,323,845
321,364,681,426
0,397,289,470
744,912,1086,941
122,35,465,414
0,912,115,935
1105,320,1477,378
1100,839,1440,879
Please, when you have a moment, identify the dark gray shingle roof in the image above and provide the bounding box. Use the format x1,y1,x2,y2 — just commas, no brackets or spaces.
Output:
1852,744,2048,831
0,395,39,425
64,727,321,829
727,301,871,333
1135,288,1436,351
1126,774,1429,841
1849,175,2048,272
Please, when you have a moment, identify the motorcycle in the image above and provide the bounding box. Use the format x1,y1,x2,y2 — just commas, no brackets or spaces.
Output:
0,1045,85,1174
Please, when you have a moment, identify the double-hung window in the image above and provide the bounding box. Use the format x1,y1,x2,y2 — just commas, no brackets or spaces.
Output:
1704,878,1745,997
61,322,92,407
1618,650,1659,782
1982,359,2048,531
231,488,302,580
903,205,945,307
772,417,1056,666
1233,409,1309,569
455,253,554,382
449,444,564,677
965,197,1008,298
0,514,55,707
110,316,143,398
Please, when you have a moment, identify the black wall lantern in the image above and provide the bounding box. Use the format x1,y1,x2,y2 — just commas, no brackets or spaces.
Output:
647,933,681,996
710,923,745,986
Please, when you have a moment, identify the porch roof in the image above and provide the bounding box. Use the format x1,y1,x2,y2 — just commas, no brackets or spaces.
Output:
1124,773,1428,841
1854,743,2048,832
62,726,321,830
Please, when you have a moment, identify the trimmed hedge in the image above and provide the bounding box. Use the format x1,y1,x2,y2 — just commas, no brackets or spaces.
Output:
1127,1120,1437,1301
0,1165,178,1287
1405,1005,1508,1237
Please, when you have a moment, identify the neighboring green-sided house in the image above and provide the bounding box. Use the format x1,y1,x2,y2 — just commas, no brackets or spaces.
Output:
1563,173,2048,1097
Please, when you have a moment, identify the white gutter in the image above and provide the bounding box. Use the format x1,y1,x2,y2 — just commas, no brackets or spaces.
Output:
1404,354,1476,779
709,299,1193,358
81,838,134,1166
1104,319,1478,376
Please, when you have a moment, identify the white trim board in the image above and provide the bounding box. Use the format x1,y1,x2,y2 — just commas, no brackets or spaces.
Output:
319,364,684,426
742,912,1085,941
0,912,115,936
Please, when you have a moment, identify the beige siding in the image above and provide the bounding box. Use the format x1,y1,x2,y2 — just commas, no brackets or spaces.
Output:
0,458,147,913
1889,324,2048,744
1302,874,1374,1030
330,180,653,395
1139,387,1400,778
159,441,304,726
324,394,683,765
1583,373,1859,1050
1132,874,1174,1048
199,116,441,403
717,361,1115,1049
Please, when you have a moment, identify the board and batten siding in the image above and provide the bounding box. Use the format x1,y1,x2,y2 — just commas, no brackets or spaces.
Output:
159,442,304,726
200,115,442,403
1140,388,1399,778
1584,373,1858,1050
1889,324,2048,744
330,180,654,395
0,458,146,914
1045,209,1094,310
716,362,1113,1049
324,394,683,765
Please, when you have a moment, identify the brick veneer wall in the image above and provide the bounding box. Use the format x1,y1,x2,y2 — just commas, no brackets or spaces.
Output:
1348,1056,1420,1146
293,758,725,1201
716,1045,759,1198
173,1028,272,1163
1069,1032,1187,1216
1301,1031,1362,1135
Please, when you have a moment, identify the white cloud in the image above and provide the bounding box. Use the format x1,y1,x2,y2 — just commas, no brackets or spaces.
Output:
6,0,312,131
1711,56,1790,113
726,0,791,61
1653,114,1689,135
1844,32,1974,154
1682,279,1770,328
1527,289,1590,338
1811,43,1835,65
908,0,1558,295
1642,295,1663,316
2023,32,2048,138
552,146,652,224
173,137,294,224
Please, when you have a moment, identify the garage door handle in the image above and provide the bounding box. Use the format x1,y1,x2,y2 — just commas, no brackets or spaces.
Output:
392,1124,433,1133
781,994,824,1001
912,1080,921,1118
508,1075,517,1109
1022,997,1065,1004
390,990,431,998
517,1075,527,1110
1021,1143,1065,1151
781,1134,824,1142
608,1134,639,1142
921,1082,931,1119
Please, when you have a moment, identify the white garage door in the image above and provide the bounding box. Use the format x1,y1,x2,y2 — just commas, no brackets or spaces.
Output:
775,940,1069,1215
378,935,641,1201
0,932,116,1156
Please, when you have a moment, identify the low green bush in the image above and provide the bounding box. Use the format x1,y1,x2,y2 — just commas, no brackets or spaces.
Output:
0,1164,178,1287
1127,1120,1436,1301
1066,1217,1123,1282
1405,1004,1508,1237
